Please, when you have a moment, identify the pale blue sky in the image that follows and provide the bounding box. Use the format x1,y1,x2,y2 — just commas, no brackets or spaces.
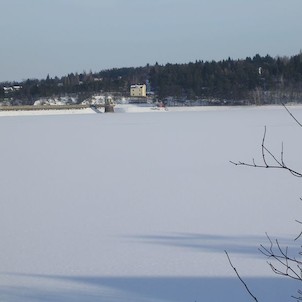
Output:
0,0,301,82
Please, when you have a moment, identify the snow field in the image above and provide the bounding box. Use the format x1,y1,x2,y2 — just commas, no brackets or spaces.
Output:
0,106,302,301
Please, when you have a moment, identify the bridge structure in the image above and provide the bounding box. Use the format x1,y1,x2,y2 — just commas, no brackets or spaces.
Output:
0,103,115,113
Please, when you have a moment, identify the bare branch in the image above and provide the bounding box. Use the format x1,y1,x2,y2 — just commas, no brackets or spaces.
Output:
259,234,302,282
225,251,259,302
230,103,302,300
261,126,269,167
230,126,302,177
282,103,302,128
294,219,302,241
281,142,285,167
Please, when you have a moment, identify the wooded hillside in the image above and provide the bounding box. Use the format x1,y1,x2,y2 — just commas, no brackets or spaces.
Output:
1,52,302,105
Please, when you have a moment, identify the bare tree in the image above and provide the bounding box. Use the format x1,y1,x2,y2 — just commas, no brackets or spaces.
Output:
228,104,302,301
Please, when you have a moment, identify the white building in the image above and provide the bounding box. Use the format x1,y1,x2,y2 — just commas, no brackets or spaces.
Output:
130,84,147,97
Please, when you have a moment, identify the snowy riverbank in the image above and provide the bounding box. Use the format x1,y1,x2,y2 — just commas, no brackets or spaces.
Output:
0,103,301,117
1,106,302,301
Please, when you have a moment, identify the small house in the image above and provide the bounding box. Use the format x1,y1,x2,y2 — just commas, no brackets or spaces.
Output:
130,84,147,97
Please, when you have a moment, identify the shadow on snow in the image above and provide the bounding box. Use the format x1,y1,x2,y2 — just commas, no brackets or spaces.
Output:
124,232,299,258
0,274,300,302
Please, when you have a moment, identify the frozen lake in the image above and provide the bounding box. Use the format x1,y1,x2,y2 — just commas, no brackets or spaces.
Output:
0,106,302,301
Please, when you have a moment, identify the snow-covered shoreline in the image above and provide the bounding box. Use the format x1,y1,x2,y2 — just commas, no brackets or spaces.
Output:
0,103,301,117
0,107,95,117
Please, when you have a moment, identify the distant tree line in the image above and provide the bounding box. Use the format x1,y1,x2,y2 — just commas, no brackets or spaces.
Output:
1,52,302,105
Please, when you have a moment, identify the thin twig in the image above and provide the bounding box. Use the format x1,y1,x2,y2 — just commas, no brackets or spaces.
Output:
261,126,268,167
225,251,259,302
230,127,302,177
282,103,302,128
259,234,302,281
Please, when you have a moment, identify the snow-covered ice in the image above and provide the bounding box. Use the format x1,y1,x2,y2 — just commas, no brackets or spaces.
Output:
0,105,302,301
